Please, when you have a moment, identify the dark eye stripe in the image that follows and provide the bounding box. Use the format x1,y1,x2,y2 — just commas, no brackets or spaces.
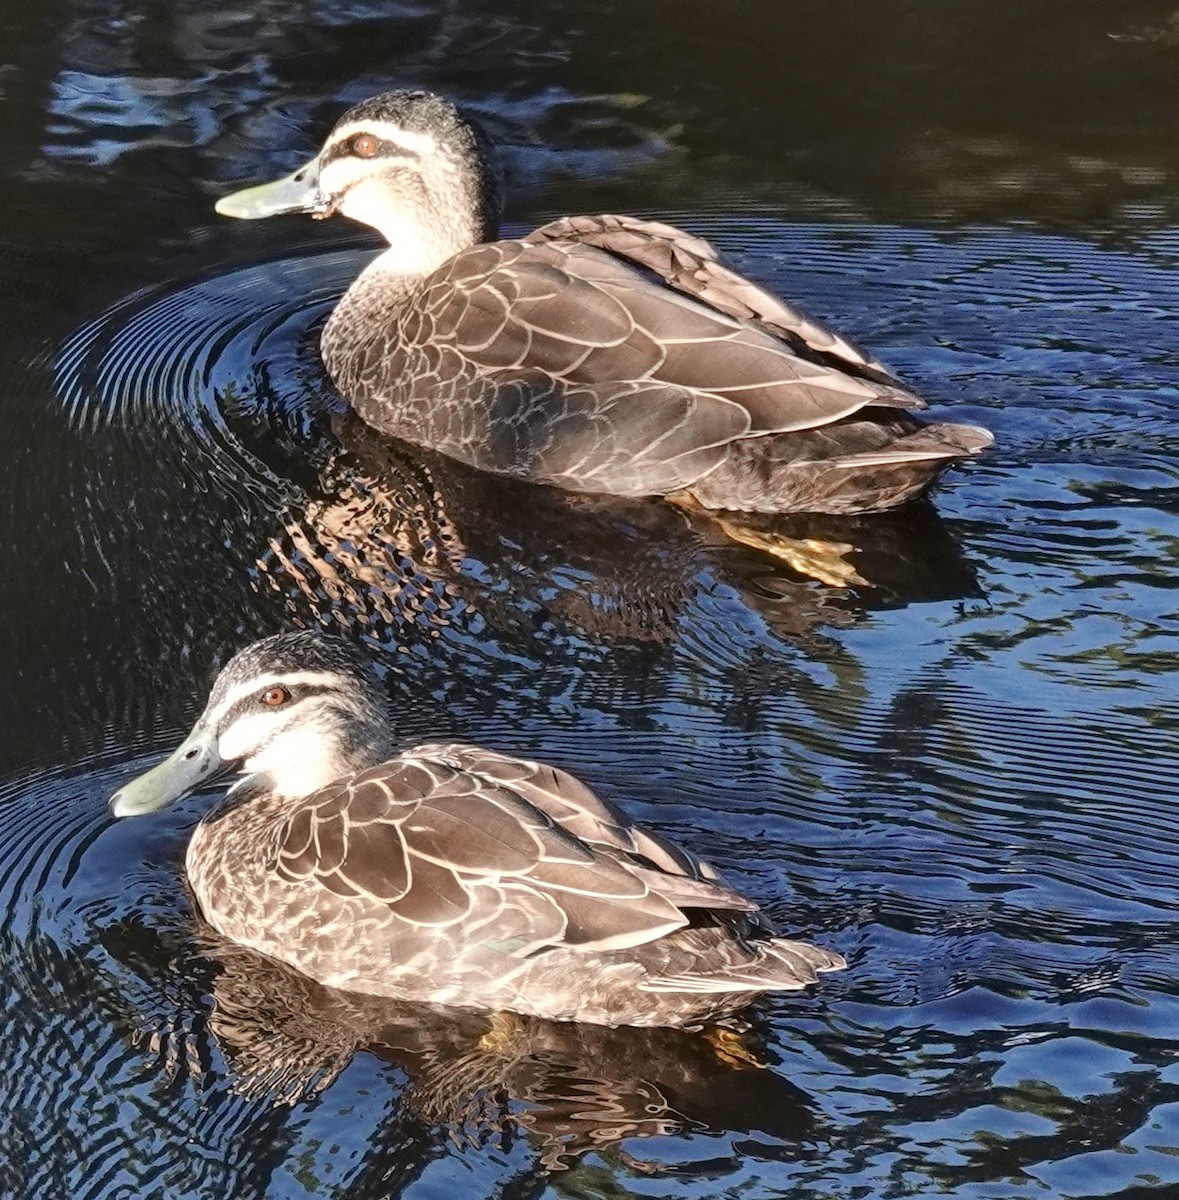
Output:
221,683,338,731
321,135,415,167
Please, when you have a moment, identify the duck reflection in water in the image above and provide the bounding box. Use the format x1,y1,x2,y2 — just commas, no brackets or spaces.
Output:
186,928,816,1171
256,410,982,655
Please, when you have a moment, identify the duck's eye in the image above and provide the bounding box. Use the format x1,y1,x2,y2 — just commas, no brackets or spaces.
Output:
261,686,290,708
352,133,380,159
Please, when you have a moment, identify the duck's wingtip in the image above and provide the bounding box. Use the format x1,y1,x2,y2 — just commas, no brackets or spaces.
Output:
956,423,996,454
816,947,848,973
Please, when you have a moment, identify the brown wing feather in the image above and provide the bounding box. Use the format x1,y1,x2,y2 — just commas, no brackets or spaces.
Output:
400,777,573,875
412,744,755,911
526,213,912,393
271,746,754,954
438,239,910,429
471,373,749,496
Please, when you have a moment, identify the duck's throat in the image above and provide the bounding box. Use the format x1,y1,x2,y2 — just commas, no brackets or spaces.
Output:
321,249,427,397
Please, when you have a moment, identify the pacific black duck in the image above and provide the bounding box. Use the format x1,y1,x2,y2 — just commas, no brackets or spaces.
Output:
110,632,844,1026
216,90,992,514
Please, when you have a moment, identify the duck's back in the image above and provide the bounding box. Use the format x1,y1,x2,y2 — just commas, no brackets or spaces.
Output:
322,216,992,513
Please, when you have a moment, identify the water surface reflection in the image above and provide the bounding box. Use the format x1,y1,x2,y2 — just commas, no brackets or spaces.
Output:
149,928,815,1171
2,3,1179,1198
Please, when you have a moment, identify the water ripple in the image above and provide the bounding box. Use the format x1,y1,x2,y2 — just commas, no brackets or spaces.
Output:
11,214,1177,1197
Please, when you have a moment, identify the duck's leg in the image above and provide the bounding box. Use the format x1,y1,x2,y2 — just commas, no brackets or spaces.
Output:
666,491,868,587
700,1023,768,1069
477,1009,523,1053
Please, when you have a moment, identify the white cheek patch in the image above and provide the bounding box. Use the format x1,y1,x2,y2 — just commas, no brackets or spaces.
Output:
338,187,448,262
318,155,384,197
216,695,350,798
217,711,282,764
336,178,403,228
242,725,345,798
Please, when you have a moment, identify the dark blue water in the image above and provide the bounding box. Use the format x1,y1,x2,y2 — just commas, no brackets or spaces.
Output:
2,4,1178,1198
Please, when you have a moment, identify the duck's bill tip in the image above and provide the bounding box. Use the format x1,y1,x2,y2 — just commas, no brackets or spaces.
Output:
109,728,227,818
109,787,166,819
214,190,259,219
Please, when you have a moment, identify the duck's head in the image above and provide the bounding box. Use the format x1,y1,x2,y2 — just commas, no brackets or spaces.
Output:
110,632,393,818
215,90,503,274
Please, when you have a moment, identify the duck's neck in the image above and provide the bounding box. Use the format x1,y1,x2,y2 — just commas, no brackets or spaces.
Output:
321,226,472,397
320,163,495,397
363,218,468,280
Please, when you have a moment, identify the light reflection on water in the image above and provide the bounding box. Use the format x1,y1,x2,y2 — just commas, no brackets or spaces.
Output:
1,3,1178,1197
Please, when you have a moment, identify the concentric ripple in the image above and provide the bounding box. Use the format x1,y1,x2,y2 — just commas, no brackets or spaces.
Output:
5,216,1176,1197
54,249,361,434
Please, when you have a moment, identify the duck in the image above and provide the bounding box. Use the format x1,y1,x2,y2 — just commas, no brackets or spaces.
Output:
215,90,992,515
109,631,844,1027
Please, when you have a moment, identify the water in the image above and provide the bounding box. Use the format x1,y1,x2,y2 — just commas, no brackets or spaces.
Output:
1,3,1178,1197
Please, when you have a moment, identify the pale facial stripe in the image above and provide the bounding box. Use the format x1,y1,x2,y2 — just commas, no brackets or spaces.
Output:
328,121,440,158
202,670,348,729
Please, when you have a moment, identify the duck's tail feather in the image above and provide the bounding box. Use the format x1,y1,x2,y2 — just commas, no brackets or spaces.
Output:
685,418,993,514
829,421,994,468
638,938,846,995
